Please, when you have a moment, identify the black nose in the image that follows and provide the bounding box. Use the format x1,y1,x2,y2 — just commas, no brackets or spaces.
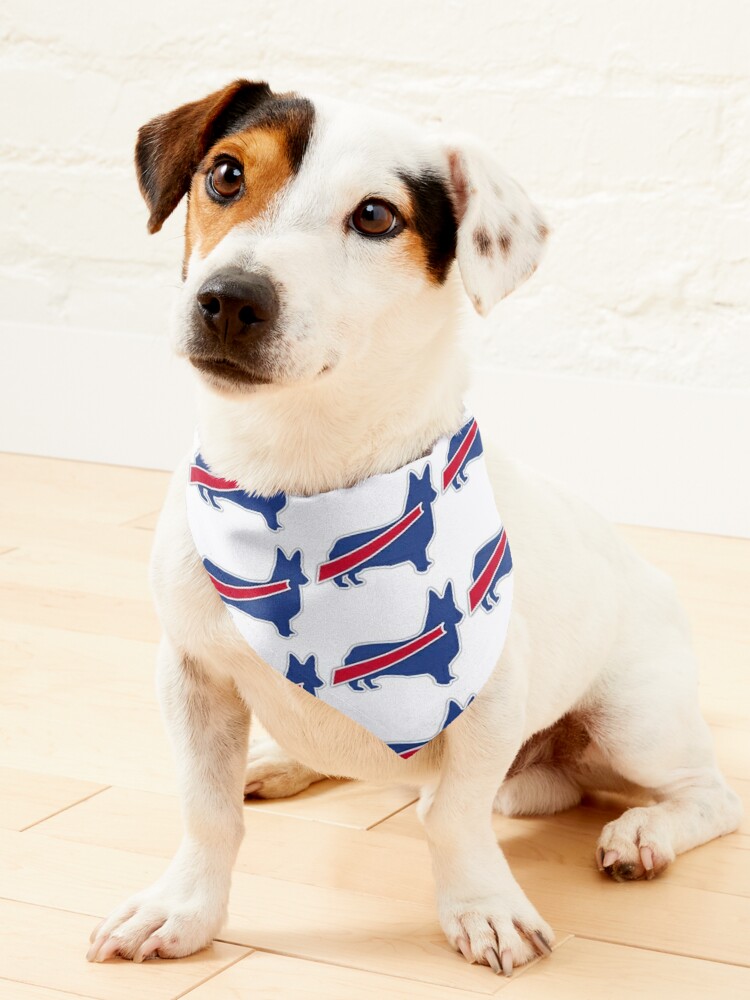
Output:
195,269,279,348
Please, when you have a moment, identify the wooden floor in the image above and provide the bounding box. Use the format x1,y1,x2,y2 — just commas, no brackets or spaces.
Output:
0,452,748,1000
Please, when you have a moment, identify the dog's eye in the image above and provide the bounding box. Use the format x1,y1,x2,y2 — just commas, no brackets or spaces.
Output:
349,199,401,237
207,158,244,201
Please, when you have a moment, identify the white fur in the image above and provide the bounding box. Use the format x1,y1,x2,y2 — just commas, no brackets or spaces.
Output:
89,93,742,973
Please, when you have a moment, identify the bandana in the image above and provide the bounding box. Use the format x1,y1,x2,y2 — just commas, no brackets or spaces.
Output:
186,416,513,758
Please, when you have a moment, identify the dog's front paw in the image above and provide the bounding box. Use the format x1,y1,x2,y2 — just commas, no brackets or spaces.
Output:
245,737,324,799
86,882,224,963
440,892,554,975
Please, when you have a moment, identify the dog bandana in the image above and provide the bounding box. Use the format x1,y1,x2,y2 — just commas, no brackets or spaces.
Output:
186,416,513,758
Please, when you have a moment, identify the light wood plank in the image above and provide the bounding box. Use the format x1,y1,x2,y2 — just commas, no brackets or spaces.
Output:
499,936,750,999
35,782,750,906
0,622,173,793
0,510,153,560
0,899,249,1000
0,582,158,642
185,951,511,999
0,829,568,994
242,776,416,829
0,982,99,1000
36,787,434,902
0,766,105,831
0,540,154,602
124,510,160,531
0,453,168,526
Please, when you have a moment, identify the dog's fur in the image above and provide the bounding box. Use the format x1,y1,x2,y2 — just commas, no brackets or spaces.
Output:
88,81,742,973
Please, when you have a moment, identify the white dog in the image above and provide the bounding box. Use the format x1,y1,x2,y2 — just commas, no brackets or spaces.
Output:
87,80,741,975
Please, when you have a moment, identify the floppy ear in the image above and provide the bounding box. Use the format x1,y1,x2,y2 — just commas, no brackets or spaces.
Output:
444,135,549,316
134,79,272,234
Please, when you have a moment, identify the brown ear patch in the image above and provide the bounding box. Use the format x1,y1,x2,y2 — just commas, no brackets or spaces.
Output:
187,128,294,260
498,230,513,257
135,82,314,237
473,228,493,257
135,80,273,234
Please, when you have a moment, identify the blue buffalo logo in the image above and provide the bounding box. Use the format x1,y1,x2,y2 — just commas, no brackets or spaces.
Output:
317,467,437,588
203,549,308,637
285,653,324,696
468,528,512,613
442,417,483,491
388,695,476,759
190,453,286,530
331,582,463,691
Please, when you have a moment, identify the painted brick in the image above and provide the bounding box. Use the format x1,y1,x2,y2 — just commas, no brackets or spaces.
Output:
1,0,747,390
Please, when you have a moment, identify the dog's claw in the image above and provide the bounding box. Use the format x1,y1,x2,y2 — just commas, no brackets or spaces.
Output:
601,849,619,868
596,846,605,871
640,845,655,878
530,930,552,956
501,948,514,977
89,920,104,944
91,937,121,963
457,936,474,963
484,947,502,974
85,934,105,962
134,933,162,963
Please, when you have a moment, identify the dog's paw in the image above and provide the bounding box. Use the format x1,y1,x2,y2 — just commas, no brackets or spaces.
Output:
86,884,224,962
596,806,676,881
440,892,555,975
245,737,324,799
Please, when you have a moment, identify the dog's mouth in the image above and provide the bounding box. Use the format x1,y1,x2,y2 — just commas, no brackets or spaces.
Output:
188,356,273,387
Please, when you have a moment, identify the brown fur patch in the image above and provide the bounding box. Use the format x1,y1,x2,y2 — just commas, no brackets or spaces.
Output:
537,221,549,241
498,230,513,257
187,127,294,260
506,712,591,780
473,227,493,256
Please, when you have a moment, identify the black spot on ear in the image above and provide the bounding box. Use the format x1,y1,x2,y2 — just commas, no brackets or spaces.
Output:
498,230,513,257
399,169,458,283
473,228,493,256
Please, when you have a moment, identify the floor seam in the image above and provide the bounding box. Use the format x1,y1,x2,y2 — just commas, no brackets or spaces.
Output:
19,785,113,833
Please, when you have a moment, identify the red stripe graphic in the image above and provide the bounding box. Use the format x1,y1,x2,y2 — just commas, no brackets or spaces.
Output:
468,530,508,613
190,465,239,491
442,420,478,491
317,504,424,583
209,576,290,601
331,623,446,686
398,745,426,759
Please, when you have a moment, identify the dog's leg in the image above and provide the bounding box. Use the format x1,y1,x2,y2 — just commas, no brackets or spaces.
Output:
593,648,742,881
87,639,249,962
421,690,555,974
245,735,326,798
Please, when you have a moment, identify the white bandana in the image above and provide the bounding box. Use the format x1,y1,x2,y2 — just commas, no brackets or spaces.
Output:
186,417,513,757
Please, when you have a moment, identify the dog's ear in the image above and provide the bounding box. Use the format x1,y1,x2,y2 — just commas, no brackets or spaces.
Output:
135,80,272,234
444,135,549,316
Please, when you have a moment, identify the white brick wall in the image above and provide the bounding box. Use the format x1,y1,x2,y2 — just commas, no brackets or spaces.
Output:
2,0,748,388
1,0,749,532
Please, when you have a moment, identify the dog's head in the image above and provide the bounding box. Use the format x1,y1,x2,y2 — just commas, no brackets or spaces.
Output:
136,80,548,394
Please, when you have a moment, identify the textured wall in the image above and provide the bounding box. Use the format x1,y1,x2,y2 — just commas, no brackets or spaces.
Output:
2,0,748,388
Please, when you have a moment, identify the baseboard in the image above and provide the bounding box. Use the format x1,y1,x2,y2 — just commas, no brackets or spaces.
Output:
2,322,748,537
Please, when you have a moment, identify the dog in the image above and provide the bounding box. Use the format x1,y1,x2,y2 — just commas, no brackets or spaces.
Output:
86,80,742,974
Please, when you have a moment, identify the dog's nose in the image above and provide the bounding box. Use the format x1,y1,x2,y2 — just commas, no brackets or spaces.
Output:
195,269,279,347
